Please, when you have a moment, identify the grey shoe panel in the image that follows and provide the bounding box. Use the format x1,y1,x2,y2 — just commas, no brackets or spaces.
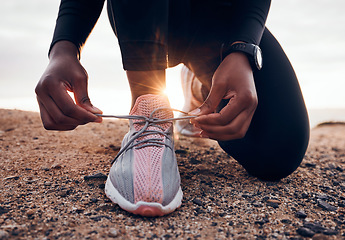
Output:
109,131,135,204
161,128,181,206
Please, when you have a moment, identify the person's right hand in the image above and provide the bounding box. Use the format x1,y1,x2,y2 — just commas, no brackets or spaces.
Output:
35,41,102,130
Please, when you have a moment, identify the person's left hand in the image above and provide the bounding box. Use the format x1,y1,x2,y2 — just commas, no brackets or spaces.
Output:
189,52,258,141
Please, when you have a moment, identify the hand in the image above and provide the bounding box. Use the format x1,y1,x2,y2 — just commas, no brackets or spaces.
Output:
189,52,258,141
35,41,102,130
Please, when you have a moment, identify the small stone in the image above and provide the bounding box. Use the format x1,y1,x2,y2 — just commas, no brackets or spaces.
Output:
317,199,338,211
3,175,20,180
281,219,292,224
189,157,201,165
255,217,269,225
267,202,279,208
108,228,119,238
90,215,111,222
175,149,188,154
192,198,203,206
84,172,107,181
295,210,307,219
58,190,68,197
252,202,263,207
44,181,52,186
303,222,327,233
0,230,9,240
267,199,280,204
0,206,9,215
26,209,35,216
316,194,328,201
297,227,315,237
305,162,316,168
51,163,62,169
322,229,338,236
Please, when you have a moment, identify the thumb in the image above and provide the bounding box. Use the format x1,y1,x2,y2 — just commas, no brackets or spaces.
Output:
73,83,102,115
189,86,224,116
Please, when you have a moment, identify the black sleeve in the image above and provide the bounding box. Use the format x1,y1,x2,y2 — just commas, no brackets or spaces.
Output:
49,0,105,58
231,0,271,45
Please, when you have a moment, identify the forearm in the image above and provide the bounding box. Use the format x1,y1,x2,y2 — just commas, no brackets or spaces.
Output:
231,0,271,45
49,41,79,60
49,0,105,58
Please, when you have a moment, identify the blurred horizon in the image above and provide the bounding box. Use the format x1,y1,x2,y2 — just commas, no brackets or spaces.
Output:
0,0,345,128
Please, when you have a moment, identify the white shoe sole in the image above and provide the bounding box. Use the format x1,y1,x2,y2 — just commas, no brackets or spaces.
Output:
105,177,183,217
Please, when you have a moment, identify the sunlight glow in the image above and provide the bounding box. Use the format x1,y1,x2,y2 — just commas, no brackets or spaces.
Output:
165,64,185,111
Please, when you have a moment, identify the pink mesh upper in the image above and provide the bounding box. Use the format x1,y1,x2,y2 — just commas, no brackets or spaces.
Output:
130,95,173,204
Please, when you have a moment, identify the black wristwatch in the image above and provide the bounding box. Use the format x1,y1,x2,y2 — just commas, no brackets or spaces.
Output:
221,42,263,71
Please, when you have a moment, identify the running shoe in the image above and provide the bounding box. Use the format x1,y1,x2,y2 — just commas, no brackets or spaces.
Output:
105,94,182,217
175,66,206,137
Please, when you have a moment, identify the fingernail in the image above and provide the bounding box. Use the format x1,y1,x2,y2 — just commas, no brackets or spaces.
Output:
192,122,200,129
189,108,200,116
200,132,209,138
92,106,103,114
94,117,102,123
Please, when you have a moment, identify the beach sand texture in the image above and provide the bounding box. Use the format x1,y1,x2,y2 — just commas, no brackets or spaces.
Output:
0,109,345,239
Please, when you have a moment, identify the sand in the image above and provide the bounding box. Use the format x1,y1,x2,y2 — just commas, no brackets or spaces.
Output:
0,109,345,239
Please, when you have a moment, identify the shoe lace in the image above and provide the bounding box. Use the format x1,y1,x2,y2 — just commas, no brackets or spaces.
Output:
96,107,197,164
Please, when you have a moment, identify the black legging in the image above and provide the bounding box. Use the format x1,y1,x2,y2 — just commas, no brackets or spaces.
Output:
106,1,310,181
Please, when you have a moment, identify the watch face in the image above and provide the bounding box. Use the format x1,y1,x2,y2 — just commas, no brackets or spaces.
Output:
255,46,263,70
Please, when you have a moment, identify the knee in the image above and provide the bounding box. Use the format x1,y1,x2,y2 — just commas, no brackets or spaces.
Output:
219,128,309,181
244,157,302,181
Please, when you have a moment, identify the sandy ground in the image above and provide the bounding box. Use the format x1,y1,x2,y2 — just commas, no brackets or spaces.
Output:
0,109,345,240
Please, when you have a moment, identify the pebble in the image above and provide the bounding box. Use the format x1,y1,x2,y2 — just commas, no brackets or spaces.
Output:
317,199,338,211
305,162,316,168
108,228,119,238
44,181,52,186
295,210,307,219
51,163,62,169
280,219,292,224
252,202,263,207
192,198,203,207
0,230,9,240
84,173,107,181
303,222,327,233
26,209,35,216
316,194,329,201
3,175,20,180
296,227,315,237
267,199,280,204
323,229,338,236
267,202,279,208
175,149,188,154
58,190,68,197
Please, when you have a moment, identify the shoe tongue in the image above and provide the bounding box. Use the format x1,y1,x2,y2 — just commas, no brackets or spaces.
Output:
130,94,173,119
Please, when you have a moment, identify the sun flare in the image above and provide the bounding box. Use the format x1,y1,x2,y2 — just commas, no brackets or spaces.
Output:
165,64,185,111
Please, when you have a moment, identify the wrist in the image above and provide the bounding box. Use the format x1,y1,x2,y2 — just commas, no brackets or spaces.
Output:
49,41,79,60
221,42,262,71
223,52,252,71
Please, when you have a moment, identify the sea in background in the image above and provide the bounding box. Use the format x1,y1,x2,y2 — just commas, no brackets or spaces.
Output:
0,0,345,128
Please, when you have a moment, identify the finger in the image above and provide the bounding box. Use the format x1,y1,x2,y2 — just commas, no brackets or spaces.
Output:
72,78,103,115
189,81,229,117
37,97,78,131
49,82,101,123
193,96,243,126
198,109,255,141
